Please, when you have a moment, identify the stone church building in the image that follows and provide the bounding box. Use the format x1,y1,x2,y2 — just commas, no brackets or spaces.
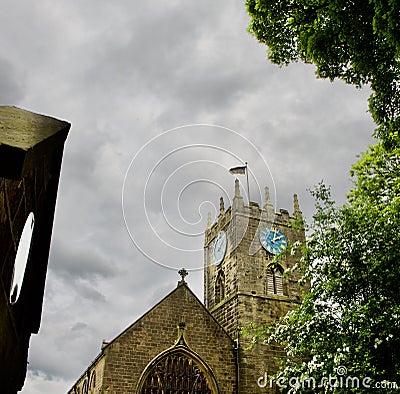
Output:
69,180,305,393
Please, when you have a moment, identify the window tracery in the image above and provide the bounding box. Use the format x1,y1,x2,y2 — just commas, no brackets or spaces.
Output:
140,350,212,393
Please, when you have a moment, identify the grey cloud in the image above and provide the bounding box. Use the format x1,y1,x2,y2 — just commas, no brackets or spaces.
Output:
0,57,25,104
71,322,89,332
50,240,116,281
75,280,107,303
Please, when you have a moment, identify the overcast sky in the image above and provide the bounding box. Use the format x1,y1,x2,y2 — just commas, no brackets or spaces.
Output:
1,1,375,393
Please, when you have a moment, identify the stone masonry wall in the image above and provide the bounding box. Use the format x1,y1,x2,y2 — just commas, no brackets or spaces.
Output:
205,190,306,393
100,283,237,394
237,295,300,393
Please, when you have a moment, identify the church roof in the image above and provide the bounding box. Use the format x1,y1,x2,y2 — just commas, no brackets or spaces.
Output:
103,279,234,351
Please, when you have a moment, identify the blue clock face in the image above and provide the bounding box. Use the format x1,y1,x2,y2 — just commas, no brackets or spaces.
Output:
259,226,287,255
212,231,227,265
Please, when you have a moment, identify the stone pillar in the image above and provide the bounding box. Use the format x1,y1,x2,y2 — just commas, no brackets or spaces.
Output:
0,106,70,393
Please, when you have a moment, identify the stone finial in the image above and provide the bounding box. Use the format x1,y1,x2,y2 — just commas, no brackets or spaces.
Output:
178,268,188,286
219,196,225,215
232,179,244,213
293,194,302,217
263,185,275,220
176,317,188,347
101,340,109,350
265,186,271,203
178,316,186,335
235,178,241,197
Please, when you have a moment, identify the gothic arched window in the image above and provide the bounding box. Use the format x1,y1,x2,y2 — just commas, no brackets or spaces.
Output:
89,370,96,392
138,349,216,393
266,265,284,295
215,271,225,304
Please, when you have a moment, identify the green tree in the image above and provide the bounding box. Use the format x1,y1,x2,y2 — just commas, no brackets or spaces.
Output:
245,0,400,147
244,2,400,390
244,145,400,392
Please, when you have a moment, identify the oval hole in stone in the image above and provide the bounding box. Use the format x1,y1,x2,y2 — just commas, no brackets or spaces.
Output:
10,212,35,304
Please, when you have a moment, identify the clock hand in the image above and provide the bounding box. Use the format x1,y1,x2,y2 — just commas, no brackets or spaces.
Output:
271,227,285,243
270,228,279,242
274,235,284,242
217,236,224,252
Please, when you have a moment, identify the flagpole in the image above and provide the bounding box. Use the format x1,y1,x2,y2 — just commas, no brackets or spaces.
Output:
245,162,250,203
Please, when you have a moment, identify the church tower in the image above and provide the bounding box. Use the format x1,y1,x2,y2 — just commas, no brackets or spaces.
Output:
204,179,305,392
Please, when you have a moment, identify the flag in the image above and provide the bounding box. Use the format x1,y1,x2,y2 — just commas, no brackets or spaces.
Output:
229,165,246,175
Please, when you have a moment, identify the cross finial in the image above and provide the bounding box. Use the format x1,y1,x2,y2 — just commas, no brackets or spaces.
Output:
178,268,188,284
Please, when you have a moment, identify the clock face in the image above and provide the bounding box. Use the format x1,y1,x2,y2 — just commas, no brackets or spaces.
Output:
212,231,227,265
259,226,287,255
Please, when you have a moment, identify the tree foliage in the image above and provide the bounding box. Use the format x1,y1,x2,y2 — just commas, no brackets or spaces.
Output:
244,145,400,392
244,2,400,390
246,0,400,146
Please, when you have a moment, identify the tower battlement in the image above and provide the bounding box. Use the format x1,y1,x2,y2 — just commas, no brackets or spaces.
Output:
205,179,302,245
